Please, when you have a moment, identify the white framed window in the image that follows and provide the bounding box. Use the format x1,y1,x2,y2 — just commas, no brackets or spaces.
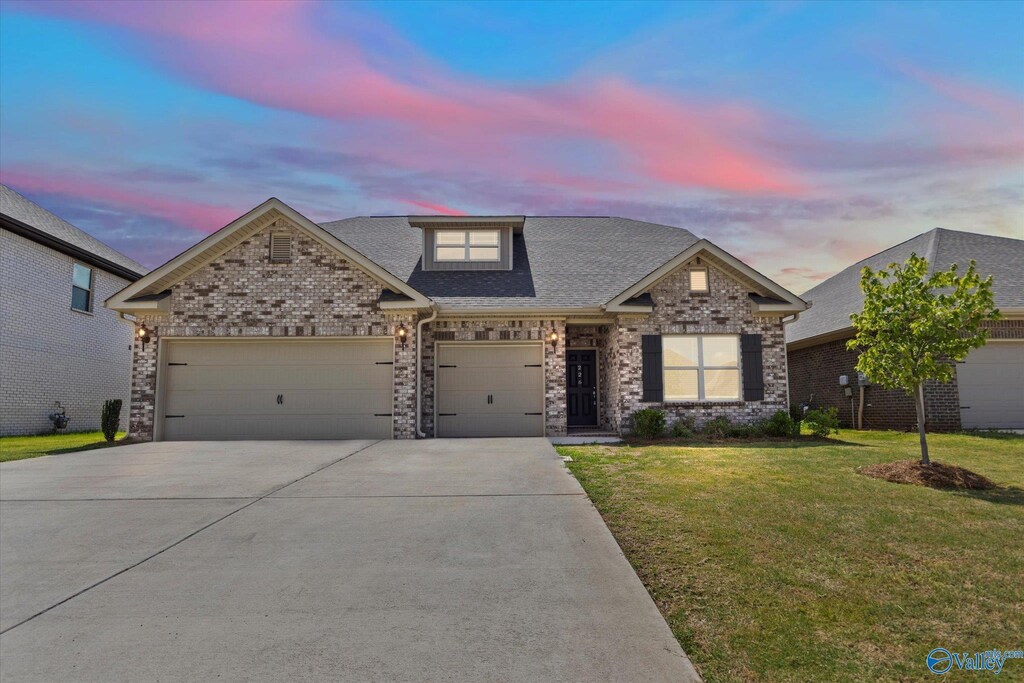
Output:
434,230,500,262
71,263,93,312
663,335,740,401
690,267,709,292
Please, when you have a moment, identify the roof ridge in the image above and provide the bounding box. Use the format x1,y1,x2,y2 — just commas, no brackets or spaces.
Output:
924,227,942,275
800,229,942,297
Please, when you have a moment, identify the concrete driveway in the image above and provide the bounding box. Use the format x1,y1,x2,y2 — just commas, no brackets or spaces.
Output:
0,439,698,682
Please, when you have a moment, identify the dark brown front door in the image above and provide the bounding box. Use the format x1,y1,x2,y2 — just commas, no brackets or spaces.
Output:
566,350,598,427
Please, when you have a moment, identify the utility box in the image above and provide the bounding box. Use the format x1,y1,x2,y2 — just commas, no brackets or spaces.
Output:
838,375,849,386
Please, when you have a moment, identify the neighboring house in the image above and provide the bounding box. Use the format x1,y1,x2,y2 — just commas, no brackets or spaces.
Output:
787,228,1024,431
106,198,807,441
1,184,147,436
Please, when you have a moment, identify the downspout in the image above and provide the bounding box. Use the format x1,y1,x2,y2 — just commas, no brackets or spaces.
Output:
416,306,439,438
781,312,802,409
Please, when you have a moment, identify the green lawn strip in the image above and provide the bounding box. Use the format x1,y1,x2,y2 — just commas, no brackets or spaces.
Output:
559,431,1024,682
0,431,128,462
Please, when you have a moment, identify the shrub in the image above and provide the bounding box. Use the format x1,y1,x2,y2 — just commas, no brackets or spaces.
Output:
804,407,839,438
789,403,805,423
764,410,799,438
702,415,732,439
671,415,696,439
631,408,666,440
101,399,122,443
728,422,766,438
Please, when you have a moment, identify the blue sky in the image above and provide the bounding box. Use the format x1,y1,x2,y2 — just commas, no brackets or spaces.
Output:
1,0,1021,290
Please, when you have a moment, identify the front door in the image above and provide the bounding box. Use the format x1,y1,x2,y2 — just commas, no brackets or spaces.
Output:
566,350,598,427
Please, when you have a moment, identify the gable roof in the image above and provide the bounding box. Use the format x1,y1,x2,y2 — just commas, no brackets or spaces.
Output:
604,238,806,313
786,228,1024,347
324,215,727,310
1,183,147,280
106,198,431,313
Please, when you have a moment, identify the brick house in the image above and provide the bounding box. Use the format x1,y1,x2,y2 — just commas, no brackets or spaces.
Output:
787,228,1023,431
106,198,807,441
1,184,147,435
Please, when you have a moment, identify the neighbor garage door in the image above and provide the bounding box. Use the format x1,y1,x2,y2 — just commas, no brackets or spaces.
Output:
957,341,1024,429
436,343,544,437
160,339,393,440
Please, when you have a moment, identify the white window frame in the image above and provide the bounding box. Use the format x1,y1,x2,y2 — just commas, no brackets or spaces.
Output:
663,334,741,402
434,229,501,263
71,262,93,313
689,267,709,293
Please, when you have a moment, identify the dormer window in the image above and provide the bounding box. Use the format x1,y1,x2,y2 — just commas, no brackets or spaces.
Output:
435,230,500,262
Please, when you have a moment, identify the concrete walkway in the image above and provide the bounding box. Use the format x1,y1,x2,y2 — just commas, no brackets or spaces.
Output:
0,439,698,682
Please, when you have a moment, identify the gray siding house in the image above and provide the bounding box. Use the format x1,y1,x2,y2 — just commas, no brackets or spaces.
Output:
1,184,147,436
107,198,807,441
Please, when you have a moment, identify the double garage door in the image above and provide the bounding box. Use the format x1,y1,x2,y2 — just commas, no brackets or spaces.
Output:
159,339,394,440
957,341,1024,429
435,343,545,437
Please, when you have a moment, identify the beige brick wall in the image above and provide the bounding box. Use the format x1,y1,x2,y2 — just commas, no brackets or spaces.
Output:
129,221,416,440
611,256,789,432
1,228,134,435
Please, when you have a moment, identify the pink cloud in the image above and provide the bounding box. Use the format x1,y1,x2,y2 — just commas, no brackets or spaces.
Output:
892,61,1024,166
0,168,239,232
400,199,467,215
17,0,805,196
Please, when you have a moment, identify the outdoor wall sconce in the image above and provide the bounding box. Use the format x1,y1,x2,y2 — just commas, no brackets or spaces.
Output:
137,323,151,351
396,323,408,349
548,331,559,351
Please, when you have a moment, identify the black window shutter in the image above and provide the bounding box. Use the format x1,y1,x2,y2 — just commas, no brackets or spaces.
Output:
741,334,765,401
641,335,663,402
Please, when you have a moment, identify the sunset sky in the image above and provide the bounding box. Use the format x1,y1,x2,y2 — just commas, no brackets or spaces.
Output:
1,0,1021,292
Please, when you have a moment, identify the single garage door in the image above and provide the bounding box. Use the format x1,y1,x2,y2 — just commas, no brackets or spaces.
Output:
436,343,544,437
160,339,394,440
957,341,1024,429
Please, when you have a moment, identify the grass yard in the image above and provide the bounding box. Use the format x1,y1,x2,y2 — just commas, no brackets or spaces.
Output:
558,430,1024,682
0,431,128,463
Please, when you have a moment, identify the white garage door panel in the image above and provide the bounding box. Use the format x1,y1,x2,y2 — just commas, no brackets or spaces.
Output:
437,387,543,415
436,344,544,438
161,339,393,440
436,414,543,438
163,415,392,441
164,389,394,415
166,340,391,365
958,342,1024,429
165,364,392,391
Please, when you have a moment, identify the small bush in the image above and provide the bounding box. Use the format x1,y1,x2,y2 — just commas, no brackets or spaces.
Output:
728,422,766,438
804,407,839,438
671,415,696,439
789,403,805,423
764,410,799,438
632,408,666,440
101,399,122,443
702,415,732,439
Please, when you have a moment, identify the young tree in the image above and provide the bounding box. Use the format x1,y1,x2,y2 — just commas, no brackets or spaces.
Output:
848,254,999,465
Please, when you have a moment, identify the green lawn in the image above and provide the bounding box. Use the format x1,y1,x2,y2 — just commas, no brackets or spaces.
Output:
0,431,128,463
557,431,1024,682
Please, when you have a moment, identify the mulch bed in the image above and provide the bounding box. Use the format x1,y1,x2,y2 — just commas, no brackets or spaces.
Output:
858,460,997,490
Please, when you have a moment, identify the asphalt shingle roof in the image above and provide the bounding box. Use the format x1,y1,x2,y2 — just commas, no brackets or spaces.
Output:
786,228,1024,344
1,184,147,276
320,216,700,309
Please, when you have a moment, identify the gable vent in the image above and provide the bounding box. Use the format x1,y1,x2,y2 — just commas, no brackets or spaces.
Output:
269,233,292,262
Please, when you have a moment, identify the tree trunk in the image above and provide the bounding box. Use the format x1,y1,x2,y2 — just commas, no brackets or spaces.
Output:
915,383,930,466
